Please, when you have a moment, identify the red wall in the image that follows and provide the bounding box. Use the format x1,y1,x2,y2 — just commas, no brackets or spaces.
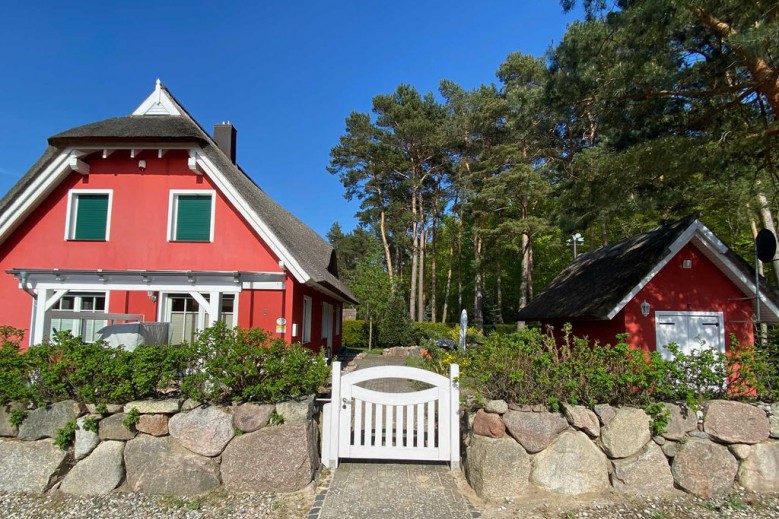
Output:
544,243,754,351
625,243,753,351
0,150,293,344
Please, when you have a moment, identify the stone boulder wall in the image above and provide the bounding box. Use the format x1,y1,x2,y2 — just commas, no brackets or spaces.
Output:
738,441,779,492
0,439,68,492
611,442,675,495
503,410,568,453
124,435,221,495
168,405,234,457
467,401,779,502
221,421,318,492
466,435,531,500
61,440,125,496
531,430,610,495
600,407,651,459
0,396,321,497
661,403,697,441
672,438,738,498
705,400,770,444
17,400,82,441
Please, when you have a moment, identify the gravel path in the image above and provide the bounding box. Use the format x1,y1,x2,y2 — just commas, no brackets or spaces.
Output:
0,490,312,519
482,488,779,518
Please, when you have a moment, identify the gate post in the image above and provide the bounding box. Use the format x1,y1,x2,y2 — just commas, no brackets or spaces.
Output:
326,361,342,469
449,363,460,470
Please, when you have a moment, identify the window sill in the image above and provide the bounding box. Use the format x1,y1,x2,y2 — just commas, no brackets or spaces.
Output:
67,239,107,242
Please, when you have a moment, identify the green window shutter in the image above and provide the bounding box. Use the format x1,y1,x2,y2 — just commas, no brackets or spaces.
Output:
175,195,212,241
74,194,109,240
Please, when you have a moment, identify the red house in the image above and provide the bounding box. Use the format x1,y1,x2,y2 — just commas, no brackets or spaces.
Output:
0,80,356,354
517,216,779,355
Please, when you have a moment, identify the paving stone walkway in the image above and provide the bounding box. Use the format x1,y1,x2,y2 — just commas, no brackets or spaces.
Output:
312,462,479,519
311,352,479,519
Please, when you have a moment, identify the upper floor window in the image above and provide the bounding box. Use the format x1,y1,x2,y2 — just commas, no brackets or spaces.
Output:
168,191,215,242
66,191,112,241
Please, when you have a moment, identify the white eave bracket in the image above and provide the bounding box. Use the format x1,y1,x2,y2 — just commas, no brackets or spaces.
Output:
68,154,90,175
188,150,203,175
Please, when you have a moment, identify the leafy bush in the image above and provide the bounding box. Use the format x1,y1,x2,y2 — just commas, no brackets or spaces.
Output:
484,323,518,336
342,320,368,349
26,333,135,404
54,420,77,450
180,321,328,404
417,325,779,410
0,328,34,405
0,322,329,407
414,322,454,342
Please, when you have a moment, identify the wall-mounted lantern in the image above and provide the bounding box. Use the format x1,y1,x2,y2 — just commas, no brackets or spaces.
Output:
640,300,651,317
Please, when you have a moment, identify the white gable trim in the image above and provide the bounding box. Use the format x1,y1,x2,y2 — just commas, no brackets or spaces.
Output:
0,150,73,241
194,152,311,284
132,79,182,116
606,220,779,321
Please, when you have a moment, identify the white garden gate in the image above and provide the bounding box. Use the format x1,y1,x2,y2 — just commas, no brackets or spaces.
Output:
321,361,460,470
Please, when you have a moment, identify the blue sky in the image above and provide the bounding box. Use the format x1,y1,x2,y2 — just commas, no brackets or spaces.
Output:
0,1,580,238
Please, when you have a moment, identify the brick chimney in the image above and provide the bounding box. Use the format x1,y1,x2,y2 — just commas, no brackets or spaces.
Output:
213,122,237,163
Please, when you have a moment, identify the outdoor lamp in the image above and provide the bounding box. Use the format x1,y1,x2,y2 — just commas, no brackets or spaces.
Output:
640,300,651,317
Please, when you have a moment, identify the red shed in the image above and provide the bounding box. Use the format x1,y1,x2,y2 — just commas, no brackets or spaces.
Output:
517,216,779,355
0,80,357,355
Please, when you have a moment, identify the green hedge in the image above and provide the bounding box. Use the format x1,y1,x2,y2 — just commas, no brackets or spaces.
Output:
417,325,779,410
0,321,328,407
342,320,368,349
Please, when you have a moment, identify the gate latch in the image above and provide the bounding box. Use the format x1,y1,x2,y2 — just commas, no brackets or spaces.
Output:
342,397,350,409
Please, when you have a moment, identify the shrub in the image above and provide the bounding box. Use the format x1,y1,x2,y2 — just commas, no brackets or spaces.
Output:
485,324,518,336
0,328,34,405
342,320,368,349
414,322,454,342
26,333,135,404
464,327,660,408
130,342,193,398
180,321,328,404
54,420,77,450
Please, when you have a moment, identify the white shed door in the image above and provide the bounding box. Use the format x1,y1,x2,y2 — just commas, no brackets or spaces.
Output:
655,311,724,359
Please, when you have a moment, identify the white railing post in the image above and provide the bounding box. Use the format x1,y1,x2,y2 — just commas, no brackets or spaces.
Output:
449,363,460,470
328,361,342,469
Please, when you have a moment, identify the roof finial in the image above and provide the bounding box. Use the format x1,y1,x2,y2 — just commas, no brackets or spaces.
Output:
155,79,162,104
155,78,161,89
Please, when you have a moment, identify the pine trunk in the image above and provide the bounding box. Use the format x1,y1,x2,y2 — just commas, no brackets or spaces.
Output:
495,256,504,323
473,233,484,330
430,219,438,323
442,238,454,323
409,188,419,320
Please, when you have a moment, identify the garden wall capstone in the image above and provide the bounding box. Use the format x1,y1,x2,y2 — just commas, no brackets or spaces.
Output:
0,396,319,496
465,399,779,500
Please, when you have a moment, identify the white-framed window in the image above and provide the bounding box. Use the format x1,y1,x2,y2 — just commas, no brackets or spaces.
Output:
302,296,312,344
163,292,237,344
219,294,236,328
167,190,215,242
321,302,333,339
335,304,341,335
49,291,108,342
65,190,113,241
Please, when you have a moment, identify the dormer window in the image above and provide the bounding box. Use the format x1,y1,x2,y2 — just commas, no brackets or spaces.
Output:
66,190,112,241
168,190,215,242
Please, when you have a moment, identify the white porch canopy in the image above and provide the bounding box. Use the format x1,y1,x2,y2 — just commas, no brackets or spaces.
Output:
7,268,285,345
